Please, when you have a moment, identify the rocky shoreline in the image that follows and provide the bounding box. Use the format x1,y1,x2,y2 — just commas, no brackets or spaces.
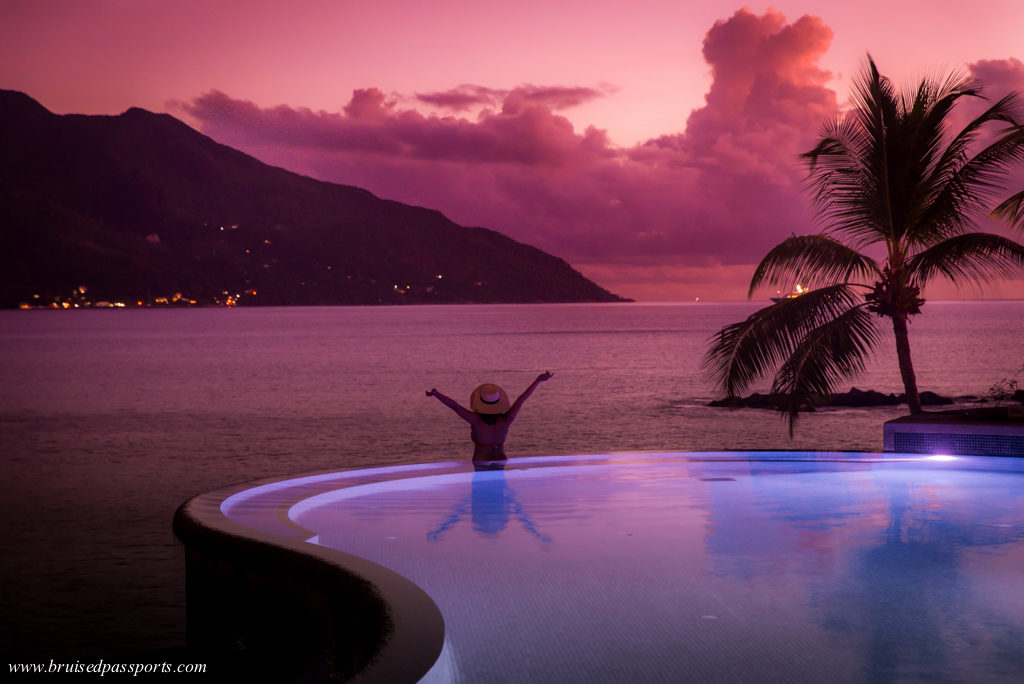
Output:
708,387,965,410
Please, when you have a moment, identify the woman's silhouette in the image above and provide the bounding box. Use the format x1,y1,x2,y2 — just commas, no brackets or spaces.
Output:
426,371,552,462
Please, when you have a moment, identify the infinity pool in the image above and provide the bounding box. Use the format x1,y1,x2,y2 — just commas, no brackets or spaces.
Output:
219,452,1024,683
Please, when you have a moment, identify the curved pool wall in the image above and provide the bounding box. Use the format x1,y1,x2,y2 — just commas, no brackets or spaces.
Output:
178,452,1024,683
173,467,447,683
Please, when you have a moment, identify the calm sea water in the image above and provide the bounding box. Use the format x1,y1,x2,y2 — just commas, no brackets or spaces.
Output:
1,301,1022,661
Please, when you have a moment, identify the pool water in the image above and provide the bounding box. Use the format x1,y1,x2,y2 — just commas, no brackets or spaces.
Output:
223,453,1024,683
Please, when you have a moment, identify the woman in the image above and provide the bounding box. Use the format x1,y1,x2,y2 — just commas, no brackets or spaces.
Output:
426,371,553,462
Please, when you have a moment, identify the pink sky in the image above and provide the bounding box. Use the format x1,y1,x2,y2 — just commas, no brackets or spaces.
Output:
4,0,1024,300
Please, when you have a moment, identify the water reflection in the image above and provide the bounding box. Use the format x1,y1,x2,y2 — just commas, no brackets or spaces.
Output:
289,457,1024,682
698,463,1024,683
426,462,551,544
821,476,1024,683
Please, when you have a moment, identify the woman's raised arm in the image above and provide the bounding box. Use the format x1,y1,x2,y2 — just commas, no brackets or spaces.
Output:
505,371,553,422
426,388,475,422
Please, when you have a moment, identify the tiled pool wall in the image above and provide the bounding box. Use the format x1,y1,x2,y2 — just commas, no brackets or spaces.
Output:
884,412,1024,457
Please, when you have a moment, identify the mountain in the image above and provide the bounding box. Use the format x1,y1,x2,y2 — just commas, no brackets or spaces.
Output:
0,90,627,307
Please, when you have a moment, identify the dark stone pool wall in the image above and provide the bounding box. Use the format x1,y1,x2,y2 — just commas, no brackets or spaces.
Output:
174,490,444,683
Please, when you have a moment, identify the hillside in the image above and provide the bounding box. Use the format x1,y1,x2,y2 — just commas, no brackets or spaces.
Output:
0,90,626,307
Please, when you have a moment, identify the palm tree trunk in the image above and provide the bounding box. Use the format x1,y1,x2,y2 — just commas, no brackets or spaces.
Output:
891,313,922,413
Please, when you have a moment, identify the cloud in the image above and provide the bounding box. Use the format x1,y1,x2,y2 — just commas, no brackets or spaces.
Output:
503,84,610,111
415,85,503,111
342,87,395,120
185,86,615,167
414,84,608,112
969,57,1024,99
178,9,854,299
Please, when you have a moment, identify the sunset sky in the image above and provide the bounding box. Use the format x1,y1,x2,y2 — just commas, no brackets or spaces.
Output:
4,0,1024,300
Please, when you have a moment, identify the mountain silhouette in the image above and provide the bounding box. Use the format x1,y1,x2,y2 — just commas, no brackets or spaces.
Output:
0,90,626,307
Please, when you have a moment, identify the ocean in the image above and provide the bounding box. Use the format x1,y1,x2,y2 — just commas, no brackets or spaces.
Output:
1,301,1022,662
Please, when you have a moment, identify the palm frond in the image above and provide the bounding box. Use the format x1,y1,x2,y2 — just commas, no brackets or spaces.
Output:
772,304,880,435
921,104,1024,240
927,93,1022,195
992,188,1024,228
702,284,865,399
855,56,903,244
801,132,890,247
896,71,979,232
801,57,909,248
879,69,990,246
907,69,981,175
908,232,1024,286
852,56,898,153
749,234,879,297
803,58,1024,252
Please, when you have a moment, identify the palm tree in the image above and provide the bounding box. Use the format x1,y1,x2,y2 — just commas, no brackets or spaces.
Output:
704,56,1024,433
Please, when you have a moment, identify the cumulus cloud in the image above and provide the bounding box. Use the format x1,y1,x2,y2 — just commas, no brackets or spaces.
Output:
342,87,395,120
181,9,920,299
969,57,1024,99
186,86,613,167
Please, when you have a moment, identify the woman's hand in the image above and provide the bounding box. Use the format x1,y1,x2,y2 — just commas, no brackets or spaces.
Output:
538,371,553,382
426,388,438,397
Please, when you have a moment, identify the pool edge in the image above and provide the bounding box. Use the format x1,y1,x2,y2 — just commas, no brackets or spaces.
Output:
173,487,445,683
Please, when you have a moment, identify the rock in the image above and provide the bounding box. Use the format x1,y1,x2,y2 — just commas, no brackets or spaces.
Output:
708,387,953,409
829,387,900,407
918,391,954,406
708,392,790,409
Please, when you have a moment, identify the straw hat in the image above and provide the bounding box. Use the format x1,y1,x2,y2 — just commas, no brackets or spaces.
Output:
470,383,510,414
